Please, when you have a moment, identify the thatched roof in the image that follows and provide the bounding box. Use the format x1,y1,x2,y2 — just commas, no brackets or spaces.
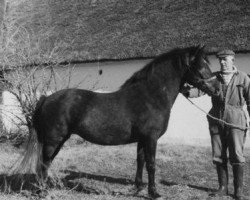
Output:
0,0,250,65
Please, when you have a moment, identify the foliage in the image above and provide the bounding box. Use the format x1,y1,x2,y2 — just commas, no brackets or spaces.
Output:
3,64,74,130
0,22,77,139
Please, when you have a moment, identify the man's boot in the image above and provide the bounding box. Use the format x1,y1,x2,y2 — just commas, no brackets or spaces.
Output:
210,163,228,196
233,164,246,200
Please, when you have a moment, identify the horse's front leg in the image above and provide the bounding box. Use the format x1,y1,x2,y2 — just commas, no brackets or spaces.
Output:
143,136,161,199
135,141,145,191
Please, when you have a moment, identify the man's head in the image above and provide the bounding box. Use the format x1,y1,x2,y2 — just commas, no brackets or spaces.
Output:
216,50,235,72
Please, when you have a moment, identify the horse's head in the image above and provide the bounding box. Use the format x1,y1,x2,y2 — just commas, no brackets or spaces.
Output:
184,45,220,96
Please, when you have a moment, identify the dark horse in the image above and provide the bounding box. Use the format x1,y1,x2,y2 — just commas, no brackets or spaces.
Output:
15,45,220,199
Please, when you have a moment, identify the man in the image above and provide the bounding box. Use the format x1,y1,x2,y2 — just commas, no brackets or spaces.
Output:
182,50,250,200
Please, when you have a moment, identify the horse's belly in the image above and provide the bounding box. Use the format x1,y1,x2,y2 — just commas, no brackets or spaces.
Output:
77,123,136,145
77,106,135,145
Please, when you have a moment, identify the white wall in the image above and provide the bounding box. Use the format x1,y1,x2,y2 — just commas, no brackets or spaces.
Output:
160,94,212,145
0,91,24,133
0,90,52,134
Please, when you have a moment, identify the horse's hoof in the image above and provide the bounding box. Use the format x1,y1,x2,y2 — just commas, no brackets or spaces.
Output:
149,190,162,200
131,184,147,196
152,197,164,200
136,183,147,192
149,195,163,200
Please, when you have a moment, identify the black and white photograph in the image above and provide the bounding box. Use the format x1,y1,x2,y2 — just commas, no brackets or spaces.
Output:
0,1,249,199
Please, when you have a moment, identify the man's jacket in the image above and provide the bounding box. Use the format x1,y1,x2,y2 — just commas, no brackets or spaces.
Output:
187,70,250,130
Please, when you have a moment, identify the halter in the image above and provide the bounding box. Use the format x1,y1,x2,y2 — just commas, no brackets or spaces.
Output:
197,75,217,84
182,47,216,87
185,61,217,87
184,66,219,97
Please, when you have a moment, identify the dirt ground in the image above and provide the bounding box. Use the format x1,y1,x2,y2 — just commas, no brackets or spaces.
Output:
1,135,250,200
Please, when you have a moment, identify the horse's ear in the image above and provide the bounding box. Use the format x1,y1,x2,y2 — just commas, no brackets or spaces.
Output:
190,46,200,62
198,44,205,49
193,45,201,58
195,44,206,58
199,45,206,52
190,45,206,63
196,44,205,53
197,44,202,49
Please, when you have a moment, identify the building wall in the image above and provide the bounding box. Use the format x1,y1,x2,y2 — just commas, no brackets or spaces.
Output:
0,90,24,133
0,0,5,39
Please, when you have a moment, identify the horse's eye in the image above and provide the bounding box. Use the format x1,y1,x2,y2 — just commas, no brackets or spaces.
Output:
190,56,195,62
203,59,208,65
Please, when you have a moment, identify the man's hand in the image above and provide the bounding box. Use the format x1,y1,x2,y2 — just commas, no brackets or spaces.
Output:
180,83,193,97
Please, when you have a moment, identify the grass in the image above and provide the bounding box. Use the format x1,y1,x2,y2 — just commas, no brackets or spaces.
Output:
1,135,250,199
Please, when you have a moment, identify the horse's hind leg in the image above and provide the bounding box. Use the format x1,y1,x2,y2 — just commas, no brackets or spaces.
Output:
135,141,145,191
40,128,70,180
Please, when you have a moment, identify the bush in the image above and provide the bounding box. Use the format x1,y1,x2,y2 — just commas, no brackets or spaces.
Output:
0,22,77,140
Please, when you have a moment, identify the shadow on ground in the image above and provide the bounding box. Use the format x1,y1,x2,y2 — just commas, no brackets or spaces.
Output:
3,170,238,199
63,169,133,185
61,169,136,195
0,173,40,192
160,179,238,199
160,179,213,192
0,171,139,197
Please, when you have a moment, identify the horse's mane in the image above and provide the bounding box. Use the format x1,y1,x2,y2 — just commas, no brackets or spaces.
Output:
120,46,202,89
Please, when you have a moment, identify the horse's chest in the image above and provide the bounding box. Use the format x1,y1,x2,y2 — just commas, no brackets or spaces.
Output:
141,114,165,129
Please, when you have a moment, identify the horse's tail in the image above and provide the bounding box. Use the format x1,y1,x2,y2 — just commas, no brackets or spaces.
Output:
12,95,46,176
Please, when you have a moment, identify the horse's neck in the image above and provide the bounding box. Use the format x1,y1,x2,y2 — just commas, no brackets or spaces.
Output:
122,57,185,108
145,72,182,108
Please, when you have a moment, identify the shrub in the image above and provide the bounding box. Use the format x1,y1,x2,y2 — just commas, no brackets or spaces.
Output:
0,22,77,141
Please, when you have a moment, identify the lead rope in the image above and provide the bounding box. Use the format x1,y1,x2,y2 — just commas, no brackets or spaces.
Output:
185,97,250,130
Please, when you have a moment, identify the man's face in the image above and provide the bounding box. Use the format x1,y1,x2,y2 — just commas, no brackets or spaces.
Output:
219,55,234,72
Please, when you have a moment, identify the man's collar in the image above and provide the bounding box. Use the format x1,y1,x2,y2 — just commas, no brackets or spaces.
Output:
220,66,238,74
